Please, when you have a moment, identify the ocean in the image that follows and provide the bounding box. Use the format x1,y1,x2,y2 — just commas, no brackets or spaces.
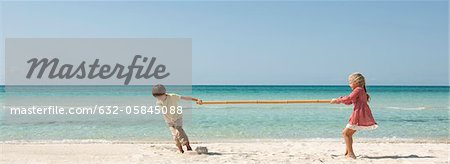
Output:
0,85,448,141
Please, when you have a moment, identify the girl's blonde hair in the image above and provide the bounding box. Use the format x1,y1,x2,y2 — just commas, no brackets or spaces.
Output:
349,72,370,101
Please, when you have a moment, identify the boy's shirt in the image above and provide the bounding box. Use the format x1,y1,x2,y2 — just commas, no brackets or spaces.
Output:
156,93,183,124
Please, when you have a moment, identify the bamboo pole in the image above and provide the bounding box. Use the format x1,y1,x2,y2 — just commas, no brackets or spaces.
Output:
200,99,331,105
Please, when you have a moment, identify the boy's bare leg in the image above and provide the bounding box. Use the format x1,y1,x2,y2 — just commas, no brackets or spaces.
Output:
170,126,184,153
186,142,192,151
175,126,191,151
177,144,184,153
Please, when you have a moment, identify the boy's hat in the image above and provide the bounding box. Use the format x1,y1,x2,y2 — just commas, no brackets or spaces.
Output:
152,84,166,95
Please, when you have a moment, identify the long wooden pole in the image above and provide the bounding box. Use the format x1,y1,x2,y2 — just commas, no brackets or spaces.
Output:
200,99,331,105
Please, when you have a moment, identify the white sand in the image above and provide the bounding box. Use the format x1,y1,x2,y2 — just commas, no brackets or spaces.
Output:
1,139,448,163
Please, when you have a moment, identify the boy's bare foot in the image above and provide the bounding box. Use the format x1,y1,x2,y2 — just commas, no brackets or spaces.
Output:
186,142,192,151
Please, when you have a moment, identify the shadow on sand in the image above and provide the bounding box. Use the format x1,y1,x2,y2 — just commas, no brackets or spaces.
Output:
205,152,222,155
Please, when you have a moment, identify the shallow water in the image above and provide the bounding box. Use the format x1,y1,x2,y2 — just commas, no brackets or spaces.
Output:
0,85,448,141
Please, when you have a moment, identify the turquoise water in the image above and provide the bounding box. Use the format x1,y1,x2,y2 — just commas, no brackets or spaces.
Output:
0,85,448,141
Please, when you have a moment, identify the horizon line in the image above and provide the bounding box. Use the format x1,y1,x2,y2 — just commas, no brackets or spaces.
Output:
0,84,448,87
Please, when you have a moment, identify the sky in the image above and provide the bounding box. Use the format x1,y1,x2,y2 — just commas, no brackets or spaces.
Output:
0,1,448,85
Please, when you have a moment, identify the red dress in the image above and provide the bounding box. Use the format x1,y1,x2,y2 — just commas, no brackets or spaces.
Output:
336,87,378,130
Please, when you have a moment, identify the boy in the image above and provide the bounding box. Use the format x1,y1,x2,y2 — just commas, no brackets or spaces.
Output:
152,84,203,153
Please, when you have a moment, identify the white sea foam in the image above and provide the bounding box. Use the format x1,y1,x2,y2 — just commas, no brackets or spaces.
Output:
386,106,427,110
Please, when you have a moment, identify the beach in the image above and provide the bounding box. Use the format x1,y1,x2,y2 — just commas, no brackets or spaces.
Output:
0,0,448,163
1,139,448,163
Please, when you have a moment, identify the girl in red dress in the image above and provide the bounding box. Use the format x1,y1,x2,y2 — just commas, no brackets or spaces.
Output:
331,72,378,159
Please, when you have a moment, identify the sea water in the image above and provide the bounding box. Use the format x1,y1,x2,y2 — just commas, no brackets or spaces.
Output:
0,85,448,141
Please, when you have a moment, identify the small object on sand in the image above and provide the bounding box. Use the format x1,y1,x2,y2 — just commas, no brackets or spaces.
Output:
195,146,208,154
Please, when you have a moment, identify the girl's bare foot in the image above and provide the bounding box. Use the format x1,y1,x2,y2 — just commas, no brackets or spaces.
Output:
345,154,356,159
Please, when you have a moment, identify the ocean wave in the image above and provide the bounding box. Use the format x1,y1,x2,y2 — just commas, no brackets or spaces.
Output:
385,106,427,110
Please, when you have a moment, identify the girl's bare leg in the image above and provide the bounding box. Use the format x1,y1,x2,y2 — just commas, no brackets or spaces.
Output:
342,129,348,156
342,128,357,159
